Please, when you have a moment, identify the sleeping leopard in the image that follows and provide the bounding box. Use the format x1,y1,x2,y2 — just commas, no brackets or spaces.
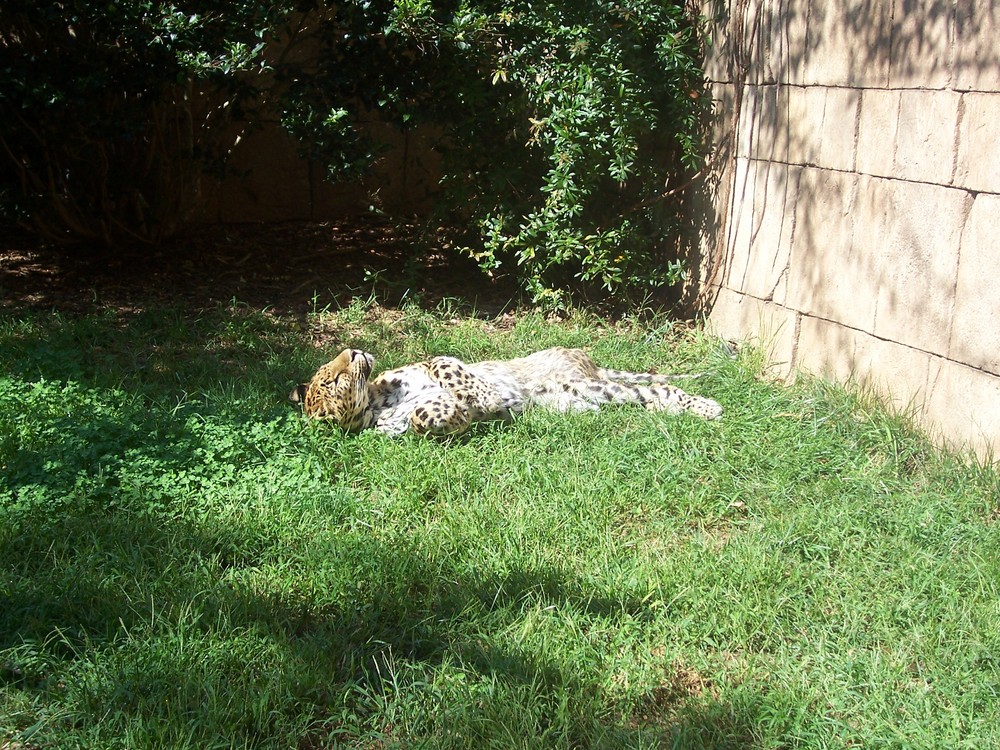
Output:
290,347,722,436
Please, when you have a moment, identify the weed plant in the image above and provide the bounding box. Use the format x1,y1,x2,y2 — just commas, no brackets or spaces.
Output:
1,300,998,748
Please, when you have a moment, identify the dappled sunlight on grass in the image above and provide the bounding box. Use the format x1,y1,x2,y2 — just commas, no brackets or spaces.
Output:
2,301,999,748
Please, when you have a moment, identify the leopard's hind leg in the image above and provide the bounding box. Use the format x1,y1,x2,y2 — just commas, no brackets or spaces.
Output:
596,366,704,386
559,379,722,419
426,356,524,421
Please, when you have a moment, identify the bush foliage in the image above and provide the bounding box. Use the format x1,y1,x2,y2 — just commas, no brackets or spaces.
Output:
0,0,707,300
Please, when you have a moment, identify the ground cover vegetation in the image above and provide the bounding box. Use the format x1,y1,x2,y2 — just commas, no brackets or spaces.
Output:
0,0,706,303
2,295,998,748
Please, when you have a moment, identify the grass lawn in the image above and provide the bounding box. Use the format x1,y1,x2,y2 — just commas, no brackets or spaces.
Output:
1,297,998,749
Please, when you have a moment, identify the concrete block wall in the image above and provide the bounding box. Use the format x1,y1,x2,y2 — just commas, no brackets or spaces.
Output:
697,0,1000,459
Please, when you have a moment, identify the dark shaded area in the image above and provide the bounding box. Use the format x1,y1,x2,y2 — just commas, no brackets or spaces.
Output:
0,219,518,318
684,0,981,316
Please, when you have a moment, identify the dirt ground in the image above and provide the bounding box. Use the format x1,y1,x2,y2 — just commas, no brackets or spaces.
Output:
0,220,517,318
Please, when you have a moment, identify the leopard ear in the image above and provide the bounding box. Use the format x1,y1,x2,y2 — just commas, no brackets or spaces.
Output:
288,384,308,404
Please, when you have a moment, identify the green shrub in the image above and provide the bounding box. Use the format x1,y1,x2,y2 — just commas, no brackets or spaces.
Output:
286,0,709,304
1,0,707,302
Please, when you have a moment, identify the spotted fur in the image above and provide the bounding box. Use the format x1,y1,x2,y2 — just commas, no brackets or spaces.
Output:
290,347,722,436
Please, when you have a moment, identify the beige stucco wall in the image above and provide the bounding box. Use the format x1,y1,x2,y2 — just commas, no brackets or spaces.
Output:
696,0,1000,459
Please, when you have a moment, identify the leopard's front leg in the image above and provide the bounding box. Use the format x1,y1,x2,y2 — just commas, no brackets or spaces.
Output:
408,392,472,436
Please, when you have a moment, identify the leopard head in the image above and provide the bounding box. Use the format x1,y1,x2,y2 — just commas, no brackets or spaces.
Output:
290,349,376,431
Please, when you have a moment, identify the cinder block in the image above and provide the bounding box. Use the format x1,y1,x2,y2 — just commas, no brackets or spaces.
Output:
849,174,892,299
761,0,809,85
954,0,1000,91
856,90,901,177
951,194,1000,376
752,85,800,164
709,82,737,149
785,86,827,166
706,286,799,377
802,0,892,86
785,168,872,330
893,90,961,185
730,0,769,85
728,161,800,303
704,285,743,342
925,358,1000,460
954,93,1000,194
737,85,762,158
684,146,738,297
683,154,735,301
867,180,969,354
889,0,955,89
819,88,861,172
740,85,804,165
795,317,933,415
724,157,757,287
780,174,969,357
850,332,933,414
701,0,734,83
794,315,864,382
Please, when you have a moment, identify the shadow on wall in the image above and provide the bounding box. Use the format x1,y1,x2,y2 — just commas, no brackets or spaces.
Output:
702,0,991,92
686,0,990,365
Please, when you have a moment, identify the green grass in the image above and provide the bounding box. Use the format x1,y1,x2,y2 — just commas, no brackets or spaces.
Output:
1,298,998,749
